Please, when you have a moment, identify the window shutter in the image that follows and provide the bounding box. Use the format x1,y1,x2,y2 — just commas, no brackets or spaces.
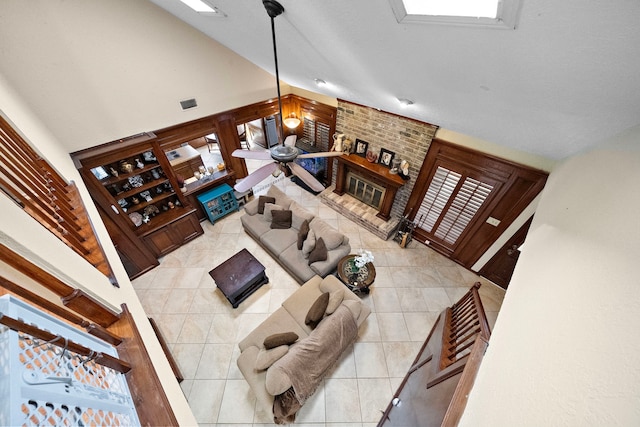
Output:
416,165,493,248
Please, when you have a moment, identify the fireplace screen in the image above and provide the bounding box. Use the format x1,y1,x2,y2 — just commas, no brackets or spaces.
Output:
346,172,385,210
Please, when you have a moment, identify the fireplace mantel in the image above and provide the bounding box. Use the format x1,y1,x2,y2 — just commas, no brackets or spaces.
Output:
334,154,406,221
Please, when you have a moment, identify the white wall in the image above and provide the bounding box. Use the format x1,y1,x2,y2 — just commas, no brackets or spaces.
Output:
0,0,279,153
459,125,640,426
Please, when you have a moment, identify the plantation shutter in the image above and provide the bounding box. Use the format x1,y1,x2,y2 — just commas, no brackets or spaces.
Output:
416,165,494,249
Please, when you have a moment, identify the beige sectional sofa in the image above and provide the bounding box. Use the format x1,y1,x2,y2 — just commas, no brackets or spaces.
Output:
237,274,370,421
240,185,351,284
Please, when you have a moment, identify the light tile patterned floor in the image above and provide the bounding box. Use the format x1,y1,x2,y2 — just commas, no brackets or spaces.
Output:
132,169,505,426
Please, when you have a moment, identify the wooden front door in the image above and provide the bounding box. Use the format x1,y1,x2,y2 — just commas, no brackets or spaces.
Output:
479,216,533,289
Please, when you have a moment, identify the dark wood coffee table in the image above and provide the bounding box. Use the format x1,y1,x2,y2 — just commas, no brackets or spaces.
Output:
208,248,269,308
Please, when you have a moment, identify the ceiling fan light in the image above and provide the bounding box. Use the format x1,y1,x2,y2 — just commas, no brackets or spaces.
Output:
314,78,327,86
283,113,301,129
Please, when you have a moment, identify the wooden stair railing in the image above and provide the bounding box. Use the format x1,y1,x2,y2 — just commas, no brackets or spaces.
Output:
0,251,180,425
0,114,115,282
378,282,491,427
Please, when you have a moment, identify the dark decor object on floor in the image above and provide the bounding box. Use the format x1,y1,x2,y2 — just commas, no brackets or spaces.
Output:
208,248,269,308
336,254,376,295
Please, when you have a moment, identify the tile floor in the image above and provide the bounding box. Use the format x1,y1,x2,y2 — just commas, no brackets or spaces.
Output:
132,158,506,426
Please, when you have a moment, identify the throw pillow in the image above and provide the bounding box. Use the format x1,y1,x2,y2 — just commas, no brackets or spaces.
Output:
297,219,310,250
258,195,276,214
325,288,345,315
302,229,316,258
289,201,315,229
264,332,299,349
309,219,344,250
271,209,292,229
263,203,283,222
308,237,328,265
255,345,289,371
266,367,293,396
305,291,330,328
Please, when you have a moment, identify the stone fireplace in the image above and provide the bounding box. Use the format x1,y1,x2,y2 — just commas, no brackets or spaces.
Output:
319,153,406,240
319,100,438,240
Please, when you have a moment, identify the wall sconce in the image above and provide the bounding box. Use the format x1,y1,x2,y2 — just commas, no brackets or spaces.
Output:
283,113,301,129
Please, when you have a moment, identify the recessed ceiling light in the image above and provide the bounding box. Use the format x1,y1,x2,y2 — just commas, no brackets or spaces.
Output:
398,98,414,107
314,78,327,86
179,0,225,16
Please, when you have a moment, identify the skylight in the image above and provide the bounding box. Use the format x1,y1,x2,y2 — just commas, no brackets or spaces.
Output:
389,0,521,29
402,0,498,19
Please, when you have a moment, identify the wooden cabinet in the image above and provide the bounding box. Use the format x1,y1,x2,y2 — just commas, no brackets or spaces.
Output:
72,133,203,277
196,184,238,224
142,211,202,257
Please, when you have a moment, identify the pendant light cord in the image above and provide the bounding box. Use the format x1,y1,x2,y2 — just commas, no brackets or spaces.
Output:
269,15,285,145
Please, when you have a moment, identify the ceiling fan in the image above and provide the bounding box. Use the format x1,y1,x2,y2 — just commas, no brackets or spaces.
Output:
232,0,344,194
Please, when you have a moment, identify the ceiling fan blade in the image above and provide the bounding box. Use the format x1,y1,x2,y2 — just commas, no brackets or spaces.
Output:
234,162,278,193
289,162,325,192
232,149,271,160
298,151,346,159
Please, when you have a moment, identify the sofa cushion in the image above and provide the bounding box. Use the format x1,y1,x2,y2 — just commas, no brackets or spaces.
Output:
264,332,299,349
297,219,310,250
289,201,315,230
310,218,345,250
305,292,329,328
258,195,276,214
263,203,284,222
325,288,345,315
309,239,351,278
241,213,272,239
267,185,292,209
308,237,328,265
271,209,292,229
256,345,289,370
261,228,298,255
302,229,316,259
279,245,317,284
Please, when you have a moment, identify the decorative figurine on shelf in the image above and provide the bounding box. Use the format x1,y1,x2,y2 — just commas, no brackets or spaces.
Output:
390,158,401,174
142,213,151,224
143,151,156,163
399,160,410,180
208,166,215,175
120,160,133,174
366,150,378,163
332,133,345,151
140,190,152,202
143,205,159,217
135,158,144,169
217,163,225,171
168,201,175,209
109,167,119,177
151,168,160,179
342,138,354,154
131,196,140,205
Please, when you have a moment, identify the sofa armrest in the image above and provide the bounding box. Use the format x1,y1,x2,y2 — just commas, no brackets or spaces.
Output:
237,345,274,414
244,197,260,215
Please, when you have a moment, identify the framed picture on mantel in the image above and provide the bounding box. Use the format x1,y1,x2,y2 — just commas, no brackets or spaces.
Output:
378,148,395,168
355,139,369,157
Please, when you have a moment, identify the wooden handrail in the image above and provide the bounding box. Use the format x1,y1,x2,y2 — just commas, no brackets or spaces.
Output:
0,114,114,279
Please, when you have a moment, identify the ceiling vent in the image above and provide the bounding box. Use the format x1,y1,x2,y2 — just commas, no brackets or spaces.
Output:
180,98,198,111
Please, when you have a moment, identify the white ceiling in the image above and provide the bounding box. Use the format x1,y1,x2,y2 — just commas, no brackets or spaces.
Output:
148,0,640,160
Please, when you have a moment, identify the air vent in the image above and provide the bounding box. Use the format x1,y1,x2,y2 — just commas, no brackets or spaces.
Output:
180,98,198,110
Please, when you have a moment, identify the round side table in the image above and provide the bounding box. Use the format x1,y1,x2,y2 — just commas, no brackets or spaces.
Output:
337,254,376,294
